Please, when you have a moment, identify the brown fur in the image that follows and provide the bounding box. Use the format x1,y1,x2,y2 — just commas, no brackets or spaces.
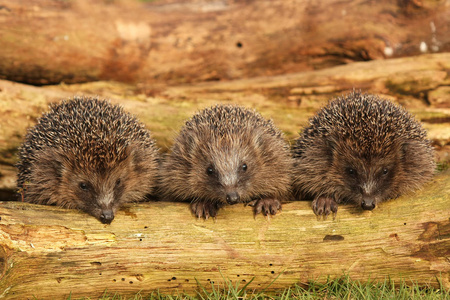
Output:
158,104,293,219
17,97,159,223
292,91,435,216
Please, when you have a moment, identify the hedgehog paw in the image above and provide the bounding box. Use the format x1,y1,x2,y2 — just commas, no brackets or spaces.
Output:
190,201,221,220
312,196,338,218
249,198,282,217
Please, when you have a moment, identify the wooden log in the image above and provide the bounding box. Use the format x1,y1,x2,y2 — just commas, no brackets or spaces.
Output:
0,171,449,299
1,0,449,85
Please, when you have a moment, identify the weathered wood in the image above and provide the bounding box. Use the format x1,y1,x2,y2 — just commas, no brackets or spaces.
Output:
1,0,449,85
0,171,449,299
1,53,449,194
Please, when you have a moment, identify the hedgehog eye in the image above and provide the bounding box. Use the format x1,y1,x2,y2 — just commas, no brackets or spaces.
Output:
115,178,121,186
346,167,357,176
242,163,248,172
79,182,89,191
382,168,389,175
206,166,214,176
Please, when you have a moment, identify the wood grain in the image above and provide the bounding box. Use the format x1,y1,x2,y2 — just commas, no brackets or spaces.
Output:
0,171,449,299
1,0,449,85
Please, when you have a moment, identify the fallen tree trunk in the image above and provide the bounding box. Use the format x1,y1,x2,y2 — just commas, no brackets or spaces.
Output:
1,0,449,85
0,171,449,299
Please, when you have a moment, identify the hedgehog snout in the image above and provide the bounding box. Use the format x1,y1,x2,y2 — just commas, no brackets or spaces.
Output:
219,171,241,204
100,209,114,224
225,191,240,205
96,191,116,223
361,198,376,210
360,180,378,210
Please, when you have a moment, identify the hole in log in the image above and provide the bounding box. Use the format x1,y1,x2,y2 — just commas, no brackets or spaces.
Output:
121,278,125,281
323,234,344,241
90,261,102,266
236,41,243,48
185,279,189,282
269,263,273,266
390,233,400,241
135,274,144,281
139,238,142,241
271,271,275,274
172,277,176,280
113,279,116,282
129,281,133,284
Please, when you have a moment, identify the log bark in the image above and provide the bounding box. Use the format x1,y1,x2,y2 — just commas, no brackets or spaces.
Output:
0,171,449,299
1,0,449,85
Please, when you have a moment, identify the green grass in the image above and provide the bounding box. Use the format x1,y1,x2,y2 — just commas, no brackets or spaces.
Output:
68,275,449,300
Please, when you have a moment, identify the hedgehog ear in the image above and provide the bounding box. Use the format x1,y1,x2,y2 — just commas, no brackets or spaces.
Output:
124,144,140,165
401,140,415,161
125,143,149,168
254,131,267,148
325,137,337,157
33,148,65,179
401,140,435,186
401,140,428,163
401,140,412,153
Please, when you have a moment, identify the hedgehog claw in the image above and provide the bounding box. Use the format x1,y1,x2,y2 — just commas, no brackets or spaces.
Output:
251,198,282,217
312,196,338,219
246,200,257,207
191,201,221,220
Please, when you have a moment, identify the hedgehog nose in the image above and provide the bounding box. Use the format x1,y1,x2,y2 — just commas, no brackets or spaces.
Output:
361,200,376,211
100,209,114,224
226,192,240,205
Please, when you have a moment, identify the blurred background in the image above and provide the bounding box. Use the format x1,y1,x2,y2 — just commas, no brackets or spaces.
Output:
0,0,449,199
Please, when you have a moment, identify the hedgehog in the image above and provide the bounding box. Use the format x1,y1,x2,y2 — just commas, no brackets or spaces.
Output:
16,97,159,224
292,91,435,217
158,104,293,219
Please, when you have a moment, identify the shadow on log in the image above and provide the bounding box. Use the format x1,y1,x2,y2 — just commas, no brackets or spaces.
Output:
0,171,449,299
